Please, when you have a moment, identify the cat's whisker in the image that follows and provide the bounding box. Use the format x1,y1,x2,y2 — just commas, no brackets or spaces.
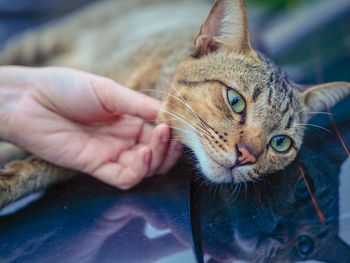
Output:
255,175,273,188
213,183,218,200
296,106,337,116
161,115,208,136
243,181,248,200
254,251,264,263
163,78,197,111
159,108,205,136
165,119,211,151
294,106,307,116
167,122,211,146
149,78,215,134
192,174,203,183
188,83,237,129
296,123,334,135
159,104,212,137
162,78,212,131
138,88,206,128
138,88,188,107
308,111,337,116
231,182,242,202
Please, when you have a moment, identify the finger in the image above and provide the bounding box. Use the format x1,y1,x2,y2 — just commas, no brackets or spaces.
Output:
97,115,156,143
146,124,171,177
94,78,162,121
157,139,183,175
98,115,144,139
91,146,151,189
138,122,156,144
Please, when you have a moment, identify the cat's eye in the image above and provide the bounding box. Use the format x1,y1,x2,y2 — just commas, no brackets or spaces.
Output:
297,235,314,255
270,135,292,153
227,89,246,114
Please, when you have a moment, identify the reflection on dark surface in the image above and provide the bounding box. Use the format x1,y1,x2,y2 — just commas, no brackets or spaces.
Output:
191,97,350,263
0,161,196,263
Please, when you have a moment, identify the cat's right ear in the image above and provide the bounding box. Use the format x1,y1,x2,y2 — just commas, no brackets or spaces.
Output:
193,0,255,58
300,81,350,113
316,236,350,262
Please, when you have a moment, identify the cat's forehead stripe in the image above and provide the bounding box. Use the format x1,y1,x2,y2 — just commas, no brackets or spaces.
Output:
252,86,262,102
286,116,294,129
281,102,290,115
267,88,273,105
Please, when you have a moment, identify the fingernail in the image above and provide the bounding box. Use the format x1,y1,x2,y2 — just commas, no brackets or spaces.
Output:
161,130,170,144
144,151,151,164
175,142,184,151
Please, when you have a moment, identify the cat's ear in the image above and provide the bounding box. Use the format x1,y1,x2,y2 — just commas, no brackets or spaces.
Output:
193,0,255,57
316,236,350,263
300,81,350,113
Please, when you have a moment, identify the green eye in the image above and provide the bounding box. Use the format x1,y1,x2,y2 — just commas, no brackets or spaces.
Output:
270,135,292,153
227,89,246,113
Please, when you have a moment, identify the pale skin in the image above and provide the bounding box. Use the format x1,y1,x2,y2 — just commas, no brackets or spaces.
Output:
0,66,183,189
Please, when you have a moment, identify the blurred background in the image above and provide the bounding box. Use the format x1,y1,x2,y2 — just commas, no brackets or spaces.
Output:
0,0,349,85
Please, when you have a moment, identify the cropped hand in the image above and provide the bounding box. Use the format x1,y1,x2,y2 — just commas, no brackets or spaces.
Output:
0,66,182,189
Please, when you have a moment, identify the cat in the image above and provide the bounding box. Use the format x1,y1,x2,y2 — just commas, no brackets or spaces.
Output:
0,0,350,208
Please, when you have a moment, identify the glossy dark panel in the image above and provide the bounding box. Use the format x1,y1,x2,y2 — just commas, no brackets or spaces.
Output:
0,161,196,263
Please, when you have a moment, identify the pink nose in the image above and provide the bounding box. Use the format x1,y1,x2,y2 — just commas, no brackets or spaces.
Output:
236,144,256,166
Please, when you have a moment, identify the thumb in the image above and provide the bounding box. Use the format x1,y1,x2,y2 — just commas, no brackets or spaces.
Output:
93,77,162,121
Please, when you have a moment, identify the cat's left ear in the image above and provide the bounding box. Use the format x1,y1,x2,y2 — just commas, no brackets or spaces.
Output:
300,81,350,113
193,0,256,58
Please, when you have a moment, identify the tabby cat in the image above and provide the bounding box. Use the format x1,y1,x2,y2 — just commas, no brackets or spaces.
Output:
0,0,350,208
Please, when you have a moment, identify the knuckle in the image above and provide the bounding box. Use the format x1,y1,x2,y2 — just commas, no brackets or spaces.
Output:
91,78,118,115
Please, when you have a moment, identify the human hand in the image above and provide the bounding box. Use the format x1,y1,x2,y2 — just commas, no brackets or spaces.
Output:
0,66,182,189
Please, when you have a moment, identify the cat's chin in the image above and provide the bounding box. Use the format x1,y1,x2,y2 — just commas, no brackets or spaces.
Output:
187,135,254,184
196,155,254,184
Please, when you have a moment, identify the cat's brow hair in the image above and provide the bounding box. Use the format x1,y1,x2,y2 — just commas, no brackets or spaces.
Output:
177,78,228,88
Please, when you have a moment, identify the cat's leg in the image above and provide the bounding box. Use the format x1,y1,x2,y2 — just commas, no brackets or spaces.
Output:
0,157,76,209
0,142,30,166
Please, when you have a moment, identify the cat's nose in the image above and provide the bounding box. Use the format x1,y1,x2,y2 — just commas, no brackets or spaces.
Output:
236,144,257,166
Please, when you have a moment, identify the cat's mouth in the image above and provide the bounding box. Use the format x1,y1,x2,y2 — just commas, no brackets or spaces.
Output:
187,133,257,183
196,150,256,184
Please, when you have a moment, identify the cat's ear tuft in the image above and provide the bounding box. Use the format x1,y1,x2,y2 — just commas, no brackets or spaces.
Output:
301,81,350,113
193,0,255,58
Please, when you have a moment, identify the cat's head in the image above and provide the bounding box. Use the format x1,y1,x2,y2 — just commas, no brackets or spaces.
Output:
159,0,350,183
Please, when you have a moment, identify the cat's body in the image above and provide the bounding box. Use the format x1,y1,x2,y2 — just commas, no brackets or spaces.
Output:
1,0,350,209
0,0,206,93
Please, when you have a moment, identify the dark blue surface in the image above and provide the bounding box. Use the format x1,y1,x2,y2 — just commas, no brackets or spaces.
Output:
0,163,196,263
